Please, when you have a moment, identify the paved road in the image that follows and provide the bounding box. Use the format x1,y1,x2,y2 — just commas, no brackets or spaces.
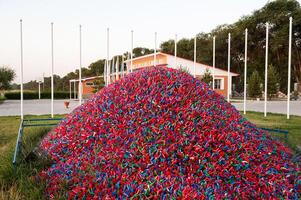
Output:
232,100,301,116
0,99,300,116
0,99,79,116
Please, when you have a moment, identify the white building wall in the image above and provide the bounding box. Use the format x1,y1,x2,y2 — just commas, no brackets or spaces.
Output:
166,55,234,77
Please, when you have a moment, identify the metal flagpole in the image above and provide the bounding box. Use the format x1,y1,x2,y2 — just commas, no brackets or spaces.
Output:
69,80,71,100
106,28,110,84
43,73,45,91
213,36,215,90
131,30,133,73
227,33,231,102
116,56,119,80
51,22,54,118
121,55,124,77
193,35,196,78
154,32,157,67
79,25,82,105
74,81,76,99
287,17,292,119
107,61,109,84
38,82,41,99
127,54,130,74
110,56,115,79
174,34,177,67
244,29,248,115
264,22,269,117
20,19,24,119
104,60,107,86
108,60,111,84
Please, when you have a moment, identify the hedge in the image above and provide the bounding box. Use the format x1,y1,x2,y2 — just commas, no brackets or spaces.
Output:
4,91,75,100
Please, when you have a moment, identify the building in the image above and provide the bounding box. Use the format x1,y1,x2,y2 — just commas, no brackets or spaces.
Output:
70,52,239,99
69,76,103,99
125,52,239,97
69,70,127,99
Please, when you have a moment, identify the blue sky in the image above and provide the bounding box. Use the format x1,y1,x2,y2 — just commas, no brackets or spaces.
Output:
0,0,278,82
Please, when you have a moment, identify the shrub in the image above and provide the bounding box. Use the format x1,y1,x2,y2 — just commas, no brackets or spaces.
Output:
40,91,74,99
4,91,38,99
4,91,74,100
201,69,213,87
267,65,279,99
248,70,262,98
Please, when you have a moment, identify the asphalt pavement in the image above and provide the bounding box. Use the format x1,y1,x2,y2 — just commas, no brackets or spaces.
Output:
232,100,301,116
0,99,79,116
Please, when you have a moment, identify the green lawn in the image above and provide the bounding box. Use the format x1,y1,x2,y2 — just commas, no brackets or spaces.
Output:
242,111,301,152
0,115,65,200
0,112,300,199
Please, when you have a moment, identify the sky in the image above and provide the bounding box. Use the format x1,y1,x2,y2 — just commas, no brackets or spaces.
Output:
0,0,277,83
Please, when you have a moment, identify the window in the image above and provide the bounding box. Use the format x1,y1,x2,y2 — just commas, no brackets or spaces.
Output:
86,82,94,87
214,79,222,90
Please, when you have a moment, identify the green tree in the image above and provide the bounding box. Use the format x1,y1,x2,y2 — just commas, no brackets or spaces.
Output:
160,0,301,93
201,69,213,87
92,78,105,93
0,66,16,90
87,59,105,76
267,64,280,99
248,70,262,98
132,47,154,58
20,0,301,95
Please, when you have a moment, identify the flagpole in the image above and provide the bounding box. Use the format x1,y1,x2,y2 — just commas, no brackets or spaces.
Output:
213,36,215,90
111,56,116,79
193,35,196,78
121,55,124,77
116,56,119,80
74,81,76,99
42,73,45,91
264,22,269,117
79,25,82,105
244,28,248,115
287,17,292,119
227,33,231,102
104,60,107,86
51,22,54,117
38,82,41,99
174,34,177,67
126,54,130,74
154,32,157,67
131,30,133,73
108,60,110,84
20,19,24,119
69,80,71,100
106,28,110,84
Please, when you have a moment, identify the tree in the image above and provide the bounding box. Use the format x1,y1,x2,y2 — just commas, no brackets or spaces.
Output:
267,64,280,99
201,69,213,87
0,66,16,90
132,47,153,58
87,59,105,76
248,70,262,98
160,0,301,93
19,0,301,94
92,78,105,93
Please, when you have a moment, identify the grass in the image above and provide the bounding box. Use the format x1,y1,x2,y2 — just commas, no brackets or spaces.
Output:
0,115,64,199
242,111,301,152
0,112,300,199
